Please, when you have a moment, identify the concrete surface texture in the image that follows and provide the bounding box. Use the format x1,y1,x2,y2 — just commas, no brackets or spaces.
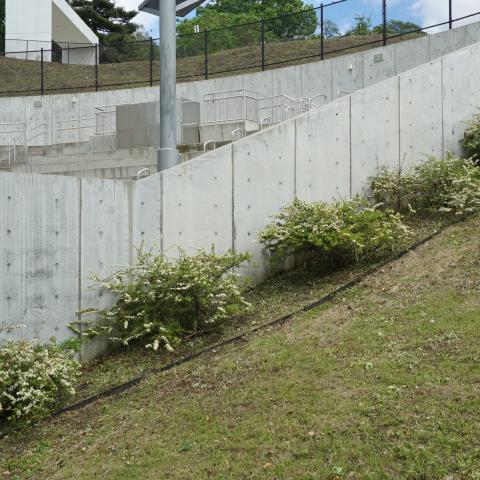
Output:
1,21,480,148
1,39,480,359
5,0,98,64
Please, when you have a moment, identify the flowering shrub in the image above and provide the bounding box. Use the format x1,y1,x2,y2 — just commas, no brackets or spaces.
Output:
72,248,251,352
370,157,480,216
460,113,480,161
0,340,80,424
258,198,408,267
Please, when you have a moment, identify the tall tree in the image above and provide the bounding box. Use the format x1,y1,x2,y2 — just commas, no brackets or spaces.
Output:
323,20,340,39
372,20,424,35
184,0,317,40
346,15,373,36
67,0,139,43
0,0,5,51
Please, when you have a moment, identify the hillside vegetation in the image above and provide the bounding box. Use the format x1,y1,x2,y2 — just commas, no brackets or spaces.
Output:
1,213,479,479
0,33,420,97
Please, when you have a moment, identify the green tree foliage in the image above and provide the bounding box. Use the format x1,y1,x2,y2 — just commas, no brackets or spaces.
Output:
177,0,317,56
348,16,423,36
67,0,139,42
66,0,145,62
373,19,424,35
323,19,340,38
0,0,5,52
346,15,373,36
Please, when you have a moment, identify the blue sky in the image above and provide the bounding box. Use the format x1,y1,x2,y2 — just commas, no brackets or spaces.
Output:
119,0,480,38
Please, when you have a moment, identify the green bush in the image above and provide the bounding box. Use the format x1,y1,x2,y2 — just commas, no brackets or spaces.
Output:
258,198,409,267
370,157,480,216
0,339,80,424
73,248,251,352
460,113,480,161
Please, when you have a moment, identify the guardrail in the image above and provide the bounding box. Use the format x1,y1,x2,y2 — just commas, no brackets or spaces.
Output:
1,1,477,97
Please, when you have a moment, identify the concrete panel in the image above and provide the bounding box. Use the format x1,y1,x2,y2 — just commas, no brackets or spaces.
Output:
399,61,443,166
79,178,131,322
351,77,400,196
442,43,480,156
233,122,296,279
296,97,351,203
465,22,480,46
394,35,429,74
213,75,246,124
271,64,302,101
301,60,332,101
363,46,396,88
331,52,364,97
244,70,273,102
52,94,81,144
162,146,233,257
0,172,80,344
133,173,162,253
132,87,158,104
429,27,467,61
26,95,52,146
184,78,216,124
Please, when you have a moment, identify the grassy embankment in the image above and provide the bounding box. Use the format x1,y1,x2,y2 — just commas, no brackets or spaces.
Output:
1,213,479,479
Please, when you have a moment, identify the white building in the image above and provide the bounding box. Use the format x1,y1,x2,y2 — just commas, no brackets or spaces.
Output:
5,0,98,65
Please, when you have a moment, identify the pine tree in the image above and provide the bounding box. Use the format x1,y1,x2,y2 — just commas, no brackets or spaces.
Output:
67,0,140,43
0,0,5,51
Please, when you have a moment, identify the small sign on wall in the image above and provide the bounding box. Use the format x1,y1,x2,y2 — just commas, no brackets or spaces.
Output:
374,53,384,63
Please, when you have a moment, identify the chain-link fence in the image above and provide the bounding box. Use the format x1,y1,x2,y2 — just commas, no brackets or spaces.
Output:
0,0,479,97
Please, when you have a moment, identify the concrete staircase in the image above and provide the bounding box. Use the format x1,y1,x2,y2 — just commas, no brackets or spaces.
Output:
1,139,233,180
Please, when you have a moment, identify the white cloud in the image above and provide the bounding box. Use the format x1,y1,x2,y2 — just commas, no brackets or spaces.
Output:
411,0,480,32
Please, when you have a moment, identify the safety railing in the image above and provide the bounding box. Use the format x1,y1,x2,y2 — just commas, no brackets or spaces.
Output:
95,105,117,135
203,89,259,124
26,123,48,143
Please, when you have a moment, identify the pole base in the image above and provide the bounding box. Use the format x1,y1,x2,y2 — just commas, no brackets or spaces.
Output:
157,148,178,172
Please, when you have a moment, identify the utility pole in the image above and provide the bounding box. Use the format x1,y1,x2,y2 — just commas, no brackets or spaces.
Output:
158,0,178,171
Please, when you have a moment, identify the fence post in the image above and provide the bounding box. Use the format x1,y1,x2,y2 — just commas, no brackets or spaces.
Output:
320,3,324,60
149,37,154,86
261,18,266,71
40,48,44,96
95,44,99,92
449,0,453,29
382,0,387,46
204,29,209,80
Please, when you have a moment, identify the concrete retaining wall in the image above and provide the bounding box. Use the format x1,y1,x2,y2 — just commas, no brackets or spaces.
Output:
1,22,480,147
1,40,480,359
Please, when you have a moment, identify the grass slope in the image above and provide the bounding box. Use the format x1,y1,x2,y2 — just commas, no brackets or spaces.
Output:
1,215,479,479
0,33,420,97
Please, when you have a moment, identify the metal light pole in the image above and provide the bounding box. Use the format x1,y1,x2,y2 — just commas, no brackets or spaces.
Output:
158,0,178,171
139,0,208,171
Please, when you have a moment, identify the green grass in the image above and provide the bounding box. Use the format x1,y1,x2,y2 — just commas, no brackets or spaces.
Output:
0,33,421,97
1,214,479,479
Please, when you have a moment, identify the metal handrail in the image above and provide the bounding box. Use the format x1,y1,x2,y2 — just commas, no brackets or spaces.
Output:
338,89,356,98
203,89,259,124
203,140,216,153
56,116,96,132
204,88,258,101
26,123,48,142
8,139,16,166
260,117,271,130
285,106,296,119
232,128,245,140
137,168,151,180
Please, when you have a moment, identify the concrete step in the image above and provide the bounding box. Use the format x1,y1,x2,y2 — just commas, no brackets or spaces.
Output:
199,120,259,143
